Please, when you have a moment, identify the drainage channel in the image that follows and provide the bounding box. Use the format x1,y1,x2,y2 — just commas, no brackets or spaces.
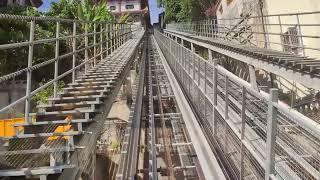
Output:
147,34,204,180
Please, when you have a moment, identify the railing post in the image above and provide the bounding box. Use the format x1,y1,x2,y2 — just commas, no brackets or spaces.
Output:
25,20,35,123
72,22,77,83
224,76,229,153
210,49,218,136
240,86,247,179
106,23,109,56
278,16,284,52
296,14,306,56
93,23,97,67
265,88,279,180
85,23,89,73
53,21,60,98
100,23,103,61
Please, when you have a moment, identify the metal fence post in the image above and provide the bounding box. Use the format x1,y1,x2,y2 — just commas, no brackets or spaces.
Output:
265,88,279,180
212,50,218,136
296,14,306,56
85,23,89,73
106,23,109,56
224,76,229,153
53,21,60,98
25,20,35,123
72,22,77,83
100,23,103,61
93,23,97,67
240,86,247,179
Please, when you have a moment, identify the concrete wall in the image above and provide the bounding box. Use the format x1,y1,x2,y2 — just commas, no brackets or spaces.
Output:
0,81,26,118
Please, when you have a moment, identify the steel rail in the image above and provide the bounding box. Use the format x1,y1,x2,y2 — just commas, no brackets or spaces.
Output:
164,29,320,91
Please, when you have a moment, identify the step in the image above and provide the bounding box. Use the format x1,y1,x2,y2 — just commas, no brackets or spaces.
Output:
75,77,117,82
68,80,115,87
31,108,98,116
59,89,110,96
63,84,112,91
14,119,93,127
37,101,102,109
48,94,106,101
3,131,84,140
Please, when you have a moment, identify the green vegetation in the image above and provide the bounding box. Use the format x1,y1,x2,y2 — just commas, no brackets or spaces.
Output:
32,80,65,105
0,0,115,106
158,0,215,23
111,140,120,151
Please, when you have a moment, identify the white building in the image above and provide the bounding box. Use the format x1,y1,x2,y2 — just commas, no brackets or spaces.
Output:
107,0,146,22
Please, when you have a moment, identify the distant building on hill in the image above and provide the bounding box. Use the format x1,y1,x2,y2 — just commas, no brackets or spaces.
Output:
106,0,149,24
0,0,43,8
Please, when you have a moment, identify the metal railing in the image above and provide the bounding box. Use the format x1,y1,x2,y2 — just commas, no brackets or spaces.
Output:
155,30,320,180
0,13,141,176
167,11,320,59
0,14,135,118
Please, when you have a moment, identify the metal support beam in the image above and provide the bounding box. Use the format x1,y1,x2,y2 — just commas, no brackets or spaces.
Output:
248,65,258,91
265,89,279,179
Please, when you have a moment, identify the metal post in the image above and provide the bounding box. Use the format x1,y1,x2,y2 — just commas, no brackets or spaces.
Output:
106,23,109,56
25,20,35,123
204,61,207,94
93,23,97,67
100,23,103,61
198,56,201,86
278,16,284,52
113,24,116,52
224,76,229,153
210,49,218,135
85,23,89,73
265,89,279,180
249,65,259,91
296,14,306,56
53,21,60,98
72,22,77,83
240,86,247,179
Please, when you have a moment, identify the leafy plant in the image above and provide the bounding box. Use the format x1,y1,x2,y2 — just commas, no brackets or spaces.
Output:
32,80,65,104
111,140,120,151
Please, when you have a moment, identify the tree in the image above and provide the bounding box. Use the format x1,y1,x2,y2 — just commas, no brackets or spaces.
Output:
158,0,216,23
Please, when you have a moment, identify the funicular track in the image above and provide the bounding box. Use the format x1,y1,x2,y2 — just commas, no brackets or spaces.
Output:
149,33,225,180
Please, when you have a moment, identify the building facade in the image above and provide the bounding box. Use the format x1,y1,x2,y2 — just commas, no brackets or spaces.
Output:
107,0,148,23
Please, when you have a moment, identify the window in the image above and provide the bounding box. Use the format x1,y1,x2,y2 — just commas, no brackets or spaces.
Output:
281,26,302,55
226,0,234,6
109,6,116,11
125,4,134,9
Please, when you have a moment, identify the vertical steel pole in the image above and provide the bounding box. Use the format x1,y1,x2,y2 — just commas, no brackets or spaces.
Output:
296,15,306,56
278,16,284,52
93,23,97,67
106,23,109,56
53,21,60,98
240,86,247,179
204,61,207,94
25,20,35,123
100,23,103,61
72,22,77,83
85,23,89,73
265,88,279,180
224,76,229,153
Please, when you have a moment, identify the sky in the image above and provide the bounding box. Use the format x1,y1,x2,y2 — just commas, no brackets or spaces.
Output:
37,0,162,25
